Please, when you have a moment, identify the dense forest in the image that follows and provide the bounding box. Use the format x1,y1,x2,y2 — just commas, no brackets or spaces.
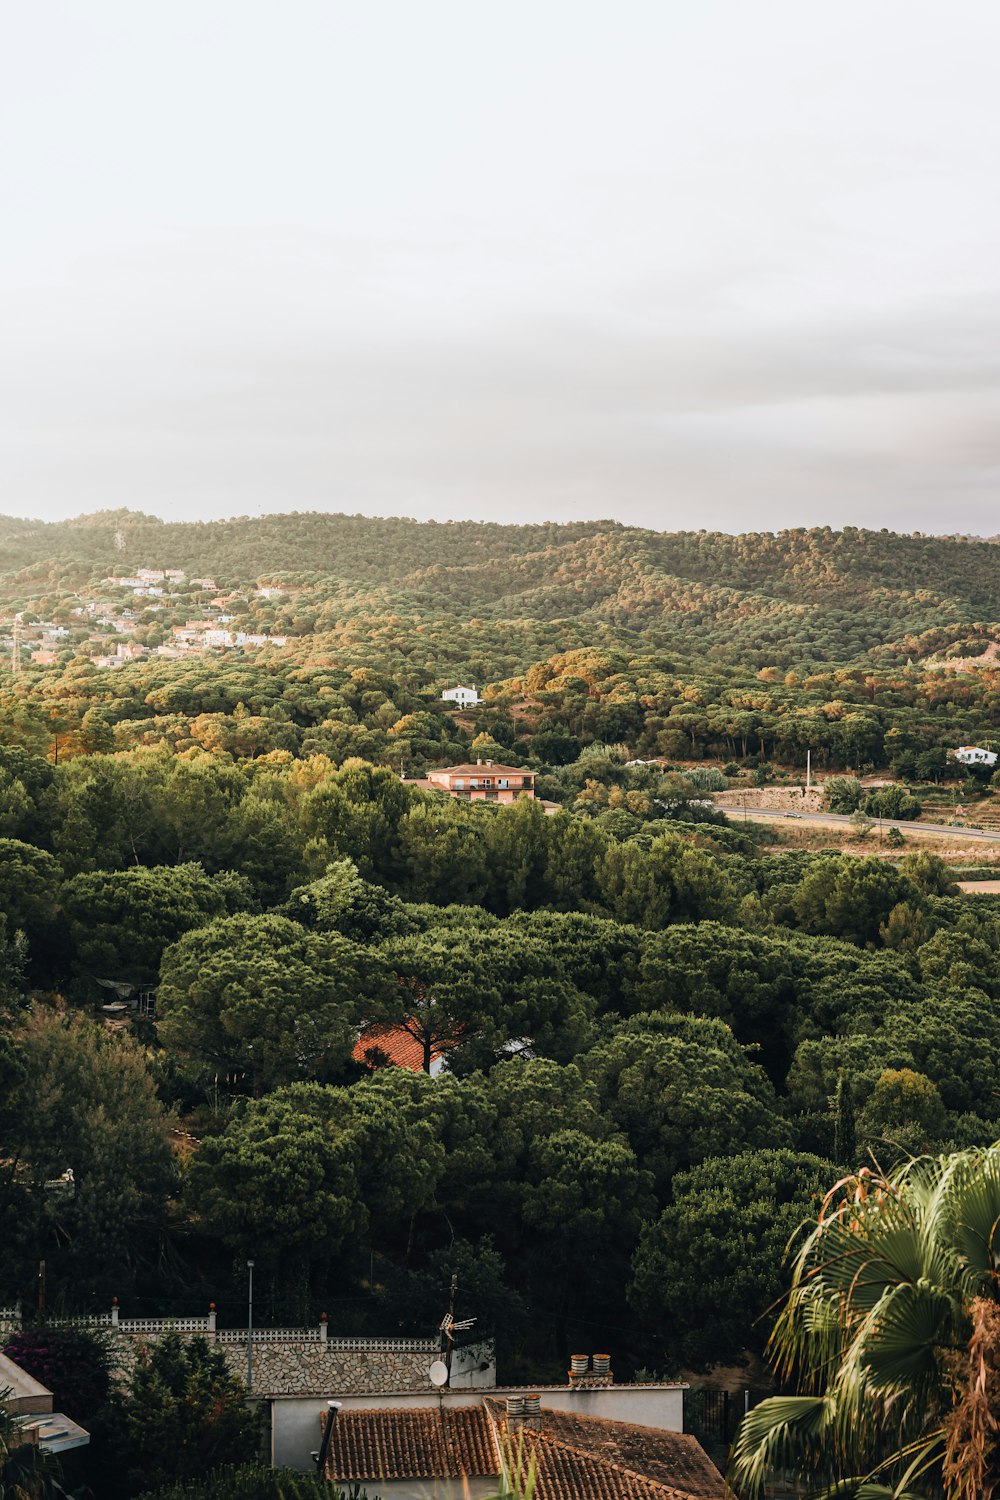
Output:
4,511,1000,774
3,513,1000,1494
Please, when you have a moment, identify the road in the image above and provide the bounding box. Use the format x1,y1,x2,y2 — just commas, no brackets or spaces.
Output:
716,806,1000,842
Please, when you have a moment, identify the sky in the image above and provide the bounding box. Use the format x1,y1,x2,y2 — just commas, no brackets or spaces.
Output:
2,1,999,534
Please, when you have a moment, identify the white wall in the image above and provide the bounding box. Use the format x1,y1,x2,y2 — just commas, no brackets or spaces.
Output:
343,1480,496,1499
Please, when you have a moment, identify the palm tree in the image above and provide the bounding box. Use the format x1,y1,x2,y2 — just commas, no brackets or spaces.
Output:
729,1145,1000,1499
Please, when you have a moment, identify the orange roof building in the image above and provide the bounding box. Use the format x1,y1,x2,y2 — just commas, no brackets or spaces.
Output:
405,759,536,806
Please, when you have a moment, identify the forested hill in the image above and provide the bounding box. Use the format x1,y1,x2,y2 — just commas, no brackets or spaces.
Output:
0,509,616,586
3,511,1000,672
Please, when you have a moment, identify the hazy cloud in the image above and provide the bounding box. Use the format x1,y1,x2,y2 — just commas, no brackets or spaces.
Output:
2,2,999,532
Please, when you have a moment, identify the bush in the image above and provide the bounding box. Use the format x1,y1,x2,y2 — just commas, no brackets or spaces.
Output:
861,786,921,821
824,776,863,814
3,1325,114,1424
684,767,727,792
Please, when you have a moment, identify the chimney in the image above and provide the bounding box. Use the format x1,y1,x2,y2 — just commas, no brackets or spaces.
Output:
486,760,493,767
523,1394,541,1431
477,758,482,765
506,1396,525,1425
568,1354,614,1389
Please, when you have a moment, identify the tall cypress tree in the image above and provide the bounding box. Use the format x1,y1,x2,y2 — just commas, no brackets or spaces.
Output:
834,1072,856,1166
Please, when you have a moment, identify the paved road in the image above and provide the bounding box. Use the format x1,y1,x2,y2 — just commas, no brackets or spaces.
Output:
716,805,1000,842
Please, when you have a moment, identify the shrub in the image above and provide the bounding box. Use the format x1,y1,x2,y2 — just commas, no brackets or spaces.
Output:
3,1326,113,1423
684,767,727,792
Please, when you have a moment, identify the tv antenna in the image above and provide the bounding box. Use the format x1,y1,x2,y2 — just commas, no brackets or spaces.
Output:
439,1273,476,1387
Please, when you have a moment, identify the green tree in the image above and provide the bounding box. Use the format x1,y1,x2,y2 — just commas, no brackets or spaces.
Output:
186,1081,442,1270
833,1071,856,1166
157,914,374,1091
630,1149,831,1368
857,1066,948,1160
0,1010,175,1303
115,1334,260,1496
581,1014,787,1200
62,863,253,989
790,855,909,946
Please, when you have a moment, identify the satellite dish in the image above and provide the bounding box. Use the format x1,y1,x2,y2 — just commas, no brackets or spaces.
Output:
429,1360,449,1388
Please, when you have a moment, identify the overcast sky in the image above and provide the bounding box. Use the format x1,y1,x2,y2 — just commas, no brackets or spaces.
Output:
2,2,999,533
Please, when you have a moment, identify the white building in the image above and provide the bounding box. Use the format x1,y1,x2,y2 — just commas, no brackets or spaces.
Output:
954,745,998,767
442,685,479,708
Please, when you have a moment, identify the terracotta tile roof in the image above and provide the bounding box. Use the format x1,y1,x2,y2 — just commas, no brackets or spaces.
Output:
324,1407,496,1481
430,763,534,778
324,1401,724,1500
352,1022,450,1074
483,1400,725,1500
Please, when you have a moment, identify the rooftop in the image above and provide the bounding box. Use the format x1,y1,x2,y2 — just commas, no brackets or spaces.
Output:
323,1402,724,1500
429,762,534,778
485,1401,725,1500
352,1022,451,1074
325,1407,496,1481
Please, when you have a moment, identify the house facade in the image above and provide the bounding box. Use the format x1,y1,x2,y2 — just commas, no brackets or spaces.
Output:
954,745,998,766
441,685,479,707
424,761,535,804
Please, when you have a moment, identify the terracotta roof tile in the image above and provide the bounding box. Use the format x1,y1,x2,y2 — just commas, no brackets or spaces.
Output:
324,1407,495,1482
323,1402,724,1500
352,1023,451,1074
429,763,534,777
483,1400,725,1500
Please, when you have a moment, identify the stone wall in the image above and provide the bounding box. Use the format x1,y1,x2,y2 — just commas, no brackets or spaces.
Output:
92,1333,439,1396
0,1308,456,1398
220,1342,432,1395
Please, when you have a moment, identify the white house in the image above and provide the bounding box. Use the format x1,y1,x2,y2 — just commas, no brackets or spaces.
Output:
442,685,479,708
954,746,998,767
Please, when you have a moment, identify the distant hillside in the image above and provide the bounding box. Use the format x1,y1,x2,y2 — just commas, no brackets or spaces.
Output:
0,510,616,587
2,510,1000,672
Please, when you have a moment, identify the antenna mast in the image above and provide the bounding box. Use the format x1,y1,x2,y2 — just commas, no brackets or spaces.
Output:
11,613,22,675
114,527,126,552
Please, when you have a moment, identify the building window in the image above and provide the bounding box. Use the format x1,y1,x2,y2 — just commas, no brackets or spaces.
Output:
486,790,498,801
453,778,465,788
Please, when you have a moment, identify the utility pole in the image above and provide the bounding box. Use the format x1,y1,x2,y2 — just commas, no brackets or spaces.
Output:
247,1260,254,1393
38,1259,45,1316
805,749,811,793
11,614,21,675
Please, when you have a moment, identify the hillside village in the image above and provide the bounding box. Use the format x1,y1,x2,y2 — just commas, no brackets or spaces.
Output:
2,568,290,670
